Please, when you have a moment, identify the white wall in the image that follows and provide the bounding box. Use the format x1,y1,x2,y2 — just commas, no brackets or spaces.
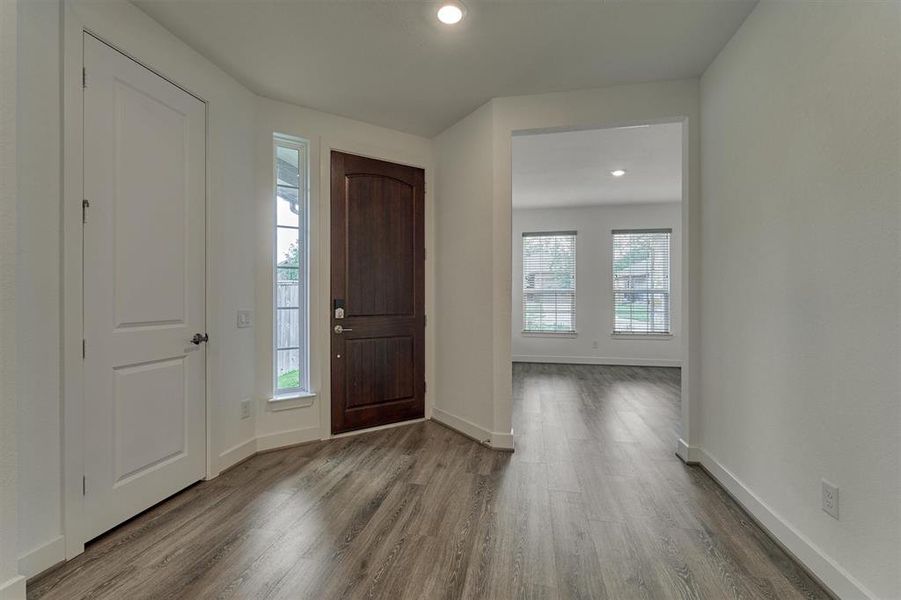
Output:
492,79,700,449
14,0,438,576
434,81,700,450
0,0,24,595
13,0,258,573
15,0,63,576
493,81,701,452
433,101,499,444
512,203,682,366
700,2,901,598
67,0,259,479
250,97,434,458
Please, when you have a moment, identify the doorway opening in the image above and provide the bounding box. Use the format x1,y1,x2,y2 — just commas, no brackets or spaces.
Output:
510,122,684,448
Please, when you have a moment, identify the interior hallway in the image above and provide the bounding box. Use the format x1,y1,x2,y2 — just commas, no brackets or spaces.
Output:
28,364,828,599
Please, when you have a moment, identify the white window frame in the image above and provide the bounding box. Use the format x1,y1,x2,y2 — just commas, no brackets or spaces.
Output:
611,228,672,336
273,135,310,398
521,230,577,335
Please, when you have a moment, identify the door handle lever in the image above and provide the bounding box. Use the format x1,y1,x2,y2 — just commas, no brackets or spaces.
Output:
334,325,353,334
191,333,209,345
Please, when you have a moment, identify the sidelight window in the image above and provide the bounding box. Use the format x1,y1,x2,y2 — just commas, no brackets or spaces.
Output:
274,135,309,396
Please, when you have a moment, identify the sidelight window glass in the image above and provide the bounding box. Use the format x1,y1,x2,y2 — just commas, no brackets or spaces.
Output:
274,135,309,396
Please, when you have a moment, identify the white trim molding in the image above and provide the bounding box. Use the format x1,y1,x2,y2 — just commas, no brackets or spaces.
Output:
699,449,875,600
217,425,322,473
257,426,320,452
217,437,258,473
675,438,701,464
0,0,21,593
18,536,65,579
265,393,316,412
0,576,25,600
513,355,681,368
431,408,515,451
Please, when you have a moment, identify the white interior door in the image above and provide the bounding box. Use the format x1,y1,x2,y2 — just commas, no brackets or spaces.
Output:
83,34,206,542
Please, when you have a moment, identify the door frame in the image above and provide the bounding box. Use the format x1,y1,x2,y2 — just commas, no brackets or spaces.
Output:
62,22,212,559
253,112,435,447
503,115,696,460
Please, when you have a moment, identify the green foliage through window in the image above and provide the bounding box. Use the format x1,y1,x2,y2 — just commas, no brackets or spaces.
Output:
612,230,671,334
522,232,576,333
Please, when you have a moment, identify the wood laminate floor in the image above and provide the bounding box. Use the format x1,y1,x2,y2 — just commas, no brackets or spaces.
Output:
29,364,829,600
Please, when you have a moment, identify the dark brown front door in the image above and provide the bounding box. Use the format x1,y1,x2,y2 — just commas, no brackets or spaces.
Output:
330,151,425,434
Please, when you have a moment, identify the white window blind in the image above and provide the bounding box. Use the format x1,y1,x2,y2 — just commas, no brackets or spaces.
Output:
522,231,576,333
274,135,309,396
612,229,671,334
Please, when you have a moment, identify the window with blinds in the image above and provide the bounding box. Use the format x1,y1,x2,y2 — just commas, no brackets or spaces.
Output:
612,229,671,334
522,231,577,333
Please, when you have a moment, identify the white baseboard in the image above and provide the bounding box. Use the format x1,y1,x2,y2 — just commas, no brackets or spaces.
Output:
217,426,322,472
675,438,701,464
18,535,65,579
217,437,258,473
256,426,320,452
490,429,515,451
431,408,515,451
698,449,874,600
512,355,681,367
0,575,25,600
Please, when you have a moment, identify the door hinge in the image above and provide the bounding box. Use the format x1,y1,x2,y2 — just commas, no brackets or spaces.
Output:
82,67,87,89
82,475,86,496
424,314,427,327
424,381,428,394
82,339,86,359
82,199,90,224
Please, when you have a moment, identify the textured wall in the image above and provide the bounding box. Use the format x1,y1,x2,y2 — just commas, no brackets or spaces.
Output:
0,0,23,593
700,2,901,597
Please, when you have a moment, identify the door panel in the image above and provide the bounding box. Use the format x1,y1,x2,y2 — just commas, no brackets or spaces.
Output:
345,175,415,316
331,152,425,433
113,358,186,483
112,79,188,328
345,336,415,408
83,34,206,542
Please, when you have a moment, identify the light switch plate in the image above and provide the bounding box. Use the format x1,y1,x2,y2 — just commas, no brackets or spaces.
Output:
237,310,252,328
822,479,839,520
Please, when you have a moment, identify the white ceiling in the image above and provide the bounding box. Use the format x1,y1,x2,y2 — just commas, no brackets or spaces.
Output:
134,0,756,137
512,122,682,209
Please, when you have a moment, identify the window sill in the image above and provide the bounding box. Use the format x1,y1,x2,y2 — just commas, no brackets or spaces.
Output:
267,392,316,412
611,332,673,340
521,331,578,338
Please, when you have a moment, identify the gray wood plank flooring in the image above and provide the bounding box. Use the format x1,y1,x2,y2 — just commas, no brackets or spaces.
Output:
28,364,829,599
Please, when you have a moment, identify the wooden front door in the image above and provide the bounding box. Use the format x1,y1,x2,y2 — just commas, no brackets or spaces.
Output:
330,152,425,434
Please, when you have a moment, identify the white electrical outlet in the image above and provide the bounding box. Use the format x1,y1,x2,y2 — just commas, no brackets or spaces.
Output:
821,480,839,520
237,310,253,328
592,340,599,350
240,399,252,420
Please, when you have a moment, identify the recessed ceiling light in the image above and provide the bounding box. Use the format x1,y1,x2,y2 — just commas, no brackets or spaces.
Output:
611,169,627,177
437,2,465,25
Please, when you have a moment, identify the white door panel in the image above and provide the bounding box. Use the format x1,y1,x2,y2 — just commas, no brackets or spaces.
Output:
83,34,206,542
